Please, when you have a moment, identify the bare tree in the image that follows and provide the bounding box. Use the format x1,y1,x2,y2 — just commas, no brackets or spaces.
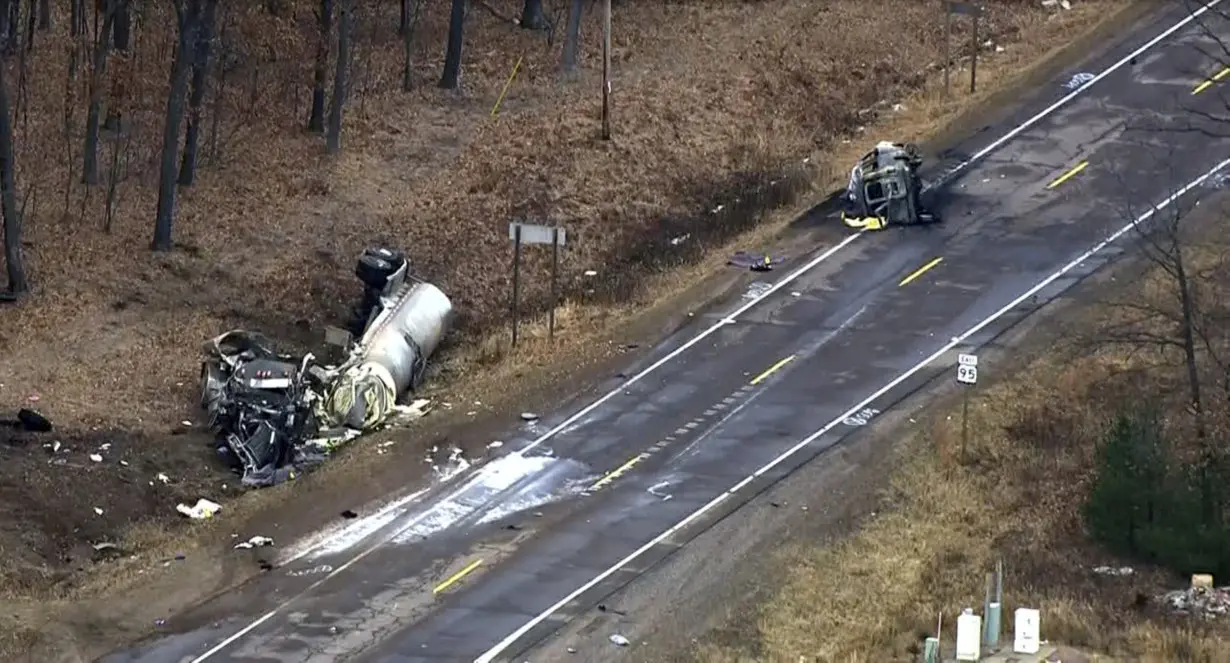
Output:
326,0,350,154
1087,154,1230,523
519,0,547,30
308,0,333,133
36,0,46,31
82,0,116,185
561,0,584,76
152,0,202,251
400,0,421,91
439,0,465,90
179,0,218,186
0,48,25,298
112,0,130,51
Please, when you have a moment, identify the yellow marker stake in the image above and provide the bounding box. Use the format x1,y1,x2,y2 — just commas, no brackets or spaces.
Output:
491,56,524,117
898,257,944,287
750,355,796,385
433,558,484,594
1046,161,1088,189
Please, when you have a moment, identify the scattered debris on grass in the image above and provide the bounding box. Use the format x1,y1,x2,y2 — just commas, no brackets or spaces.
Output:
177,499,223,519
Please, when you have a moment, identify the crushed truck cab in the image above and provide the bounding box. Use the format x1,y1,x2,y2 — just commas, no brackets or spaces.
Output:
841,141,939,230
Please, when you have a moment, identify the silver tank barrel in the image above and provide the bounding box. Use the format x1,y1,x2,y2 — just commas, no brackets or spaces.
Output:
356,281,454,396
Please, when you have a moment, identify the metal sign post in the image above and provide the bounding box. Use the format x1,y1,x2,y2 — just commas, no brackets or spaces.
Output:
508,222,569,348
945,1,983,98
956,352,979,462
511,224,523,348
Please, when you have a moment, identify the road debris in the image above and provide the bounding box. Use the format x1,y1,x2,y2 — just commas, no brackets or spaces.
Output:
89,453,103,463
177,498,222,519
609,634,630,647
234,535,274,550
1092,565,1133,576
199,247,453,488
728,250,783,272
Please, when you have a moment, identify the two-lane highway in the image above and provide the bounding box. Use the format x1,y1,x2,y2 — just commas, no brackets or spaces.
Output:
103,2,1230,662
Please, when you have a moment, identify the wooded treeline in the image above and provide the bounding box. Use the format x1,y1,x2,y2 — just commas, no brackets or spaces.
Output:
0,0,597,300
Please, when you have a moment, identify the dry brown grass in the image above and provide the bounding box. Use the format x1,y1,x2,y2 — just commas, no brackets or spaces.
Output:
0,0,1146,656
698,204,1230,662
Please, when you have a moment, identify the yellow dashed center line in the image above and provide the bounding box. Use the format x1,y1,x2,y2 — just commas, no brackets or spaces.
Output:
898,257,944,287
588,452,650,492
1192,67,1230,95
750,355,796,385
1046,161,1088,189
433,558,484,594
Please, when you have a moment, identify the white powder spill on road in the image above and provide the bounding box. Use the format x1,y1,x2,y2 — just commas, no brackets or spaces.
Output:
282,449,473,564
476,466,592,525
392,452,561,543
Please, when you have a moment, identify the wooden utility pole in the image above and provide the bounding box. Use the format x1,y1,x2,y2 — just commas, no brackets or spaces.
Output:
600,0,611,140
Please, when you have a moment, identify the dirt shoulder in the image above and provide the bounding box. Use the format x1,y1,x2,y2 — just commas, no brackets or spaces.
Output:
0,0,1140,660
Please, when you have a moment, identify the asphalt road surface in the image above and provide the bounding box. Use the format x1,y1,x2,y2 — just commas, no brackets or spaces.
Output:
103,3,1230,662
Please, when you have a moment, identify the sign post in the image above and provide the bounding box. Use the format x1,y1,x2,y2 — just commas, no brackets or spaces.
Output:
944,1,983,98
511,223,523,348
956,352,978,462
508,222,569,348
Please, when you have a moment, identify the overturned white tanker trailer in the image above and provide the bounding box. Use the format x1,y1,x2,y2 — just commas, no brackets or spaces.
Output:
199,247,454,487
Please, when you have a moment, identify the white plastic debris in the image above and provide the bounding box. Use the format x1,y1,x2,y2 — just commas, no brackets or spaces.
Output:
234,535,274,550
487,440,504,449
93,507,104,516
1092,565,1134,576
100,443,111,451
609,634,630,646
89,453,103,463
177,498,222,519
521,412,540,421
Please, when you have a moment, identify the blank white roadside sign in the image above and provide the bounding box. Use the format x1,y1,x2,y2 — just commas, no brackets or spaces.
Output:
1014,608,1041,654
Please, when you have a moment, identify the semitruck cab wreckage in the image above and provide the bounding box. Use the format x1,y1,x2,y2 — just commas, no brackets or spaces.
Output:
200,247,454,488
841,141,940,231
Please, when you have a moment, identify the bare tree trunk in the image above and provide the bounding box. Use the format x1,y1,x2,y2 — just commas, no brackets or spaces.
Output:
112,0,129,51
0,53,25,296
70,0,84,37
519,0,546,29
208,8,228,161
325,0,349,154
36,0,46,30
23,0,34,52
400,0,420,91
152,0,200,252
83,0,115,185
179,0,218,186
561,0,583,75
307,0,332,133
439,0,465,90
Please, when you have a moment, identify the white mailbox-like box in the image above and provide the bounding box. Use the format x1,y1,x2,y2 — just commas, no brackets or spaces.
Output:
955,608,982,661
1014,607,1041,654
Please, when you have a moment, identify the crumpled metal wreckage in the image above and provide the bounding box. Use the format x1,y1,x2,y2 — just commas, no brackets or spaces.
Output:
840,141,940,231
200,247,454,488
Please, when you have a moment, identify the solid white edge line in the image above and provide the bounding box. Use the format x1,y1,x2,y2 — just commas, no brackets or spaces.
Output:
189,3,1223,660
473,157,1230,663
